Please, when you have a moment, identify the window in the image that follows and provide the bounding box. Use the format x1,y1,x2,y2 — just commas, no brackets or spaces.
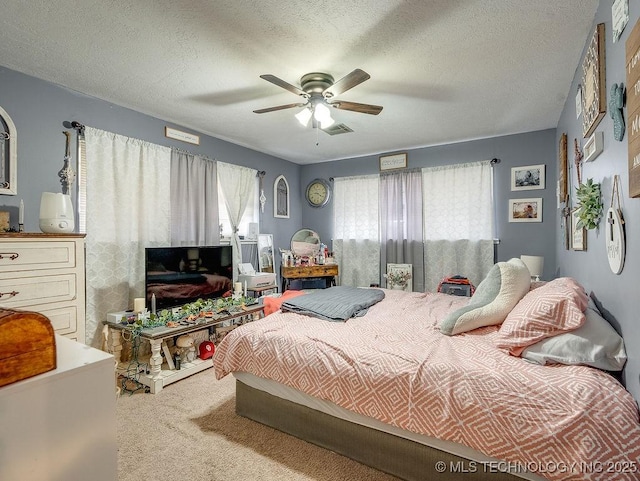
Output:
217,177,259,239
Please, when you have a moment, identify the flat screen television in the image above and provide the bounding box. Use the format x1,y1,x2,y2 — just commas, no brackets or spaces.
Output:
145,245,234,310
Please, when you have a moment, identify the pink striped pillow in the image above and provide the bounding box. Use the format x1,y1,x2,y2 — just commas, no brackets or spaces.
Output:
495,277,588,356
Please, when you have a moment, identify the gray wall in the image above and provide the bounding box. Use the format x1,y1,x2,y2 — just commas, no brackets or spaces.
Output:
556,0,640,404
0,66,301,273
300,129,558,281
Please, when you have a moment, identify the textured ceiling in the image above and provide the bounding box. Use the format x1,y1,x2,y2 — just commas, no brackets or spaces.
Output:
0,1,598,164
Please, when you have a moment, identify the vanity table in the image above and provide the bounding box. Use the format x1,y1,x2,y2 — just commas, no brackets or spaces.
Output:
281,228,338,291
281,264,338,291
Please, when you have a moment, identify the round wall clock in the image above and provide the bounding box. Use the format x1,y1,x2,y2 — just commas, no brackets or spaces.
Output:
305,178,332,208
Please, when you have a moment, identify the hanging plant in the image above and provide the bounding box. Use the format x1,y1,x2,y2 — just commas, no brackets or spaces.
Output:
575,178,603,230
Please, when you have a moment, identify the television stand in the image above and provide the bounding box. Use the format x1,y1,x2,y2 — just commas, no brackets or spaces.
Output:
104,305,264,393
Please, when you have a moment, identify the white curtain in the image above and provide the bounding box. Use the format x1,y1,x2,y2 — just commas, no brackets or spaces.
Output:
332,175,380,287
379,170,424,291
217,161,256,277
422,161,494,292
84,127,171,347
170,150,219,246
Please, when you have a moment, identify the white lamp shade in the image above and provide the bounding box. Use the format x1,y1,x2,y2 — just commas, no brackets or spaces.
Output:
295,107,312,126
520,255,544,279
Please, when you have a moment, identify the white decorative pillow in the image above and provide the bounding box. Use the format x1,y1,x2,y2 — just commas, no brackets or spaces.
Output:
521,306,627,371
440,258,531,335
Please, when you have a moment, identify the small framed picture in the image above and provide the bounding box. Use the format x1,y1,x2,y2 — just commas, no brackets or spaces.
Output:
509,198,542,223
380,153,407,171
571,209,586,251
511,164,545,191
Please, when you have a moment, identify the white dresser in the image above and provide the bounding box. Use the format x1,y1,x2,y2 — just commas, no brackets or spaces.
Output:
0,335,117,481
0,233,86,342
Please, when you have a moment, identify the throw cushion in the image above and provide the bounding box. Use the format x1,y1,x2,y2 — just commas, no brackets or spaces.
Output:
440,258,530,335
521,305,627,371
495,277,588,356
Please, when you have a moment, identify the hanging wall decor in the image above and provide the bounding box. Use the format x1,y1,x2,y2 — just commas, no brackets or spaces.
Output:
273,174,290,219
58,131,76,195
626,18,640,196
606,175,626,274
0,105,17,195
559,133,568,203
609,83,625,141
581,23,606,138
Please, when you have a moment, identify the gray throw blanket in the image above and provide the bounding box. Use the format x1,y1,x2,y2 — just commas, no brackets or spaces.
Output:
281,286,385,322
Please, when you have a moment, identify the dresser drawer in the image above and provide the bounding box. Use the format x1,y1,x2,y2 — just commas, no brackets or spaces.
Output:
37,305,78,335
0,241,77,273
0,274,77,309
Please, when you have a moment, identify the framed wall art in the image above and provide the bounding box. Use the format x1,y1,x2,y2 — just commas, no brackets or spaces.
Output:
559,133,568,203
571,208,586,251
511,164,545,191
379,152,407,171
508,198,542,223
273,175,290,219
581,23,606,138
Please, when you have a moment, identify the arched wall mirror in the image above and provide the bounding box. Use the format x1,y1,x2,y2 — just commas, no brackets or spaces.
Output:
257,234,274,273
273,175,289,219
291,228,321,258
0,105,17,195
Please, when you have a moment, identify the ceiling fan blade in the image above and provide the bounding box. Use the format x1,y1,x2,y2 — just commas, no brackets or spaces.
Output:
329,100,383,115
260,74,307,97
323,69,370,98
253,102,306,114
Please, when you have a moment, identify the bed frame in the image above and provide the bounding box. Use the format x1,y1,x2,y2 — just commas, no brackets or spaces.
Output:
235,380,526,481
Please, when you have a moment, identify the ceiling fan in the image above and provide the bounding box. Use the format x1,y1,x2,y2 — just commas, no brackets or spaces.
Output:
253,69,383,129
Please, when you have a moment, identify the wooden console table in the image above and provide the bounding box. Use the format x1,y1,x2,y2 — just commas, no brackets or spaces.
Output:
103,304,264,393
281,264,338,292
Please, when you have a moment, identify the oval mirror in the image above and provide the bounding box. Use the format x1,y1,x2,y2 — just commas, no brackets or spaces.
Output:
291,228,321,258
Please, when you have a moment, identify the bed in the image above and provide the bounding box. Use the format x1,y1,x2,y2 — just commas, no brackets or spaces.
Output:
213,261,640,481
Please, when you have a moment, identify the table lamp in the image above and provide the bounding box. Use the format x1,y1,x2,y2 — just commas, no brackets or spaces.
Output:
520,255,544,281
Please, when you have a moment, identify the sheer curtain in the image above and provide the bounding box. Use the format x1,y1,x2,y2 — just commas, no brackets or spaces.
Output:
379,170,424,291
170,150,219,246
84,127,171,346
422,161,494,292
332,175,380,287
216,161,256,276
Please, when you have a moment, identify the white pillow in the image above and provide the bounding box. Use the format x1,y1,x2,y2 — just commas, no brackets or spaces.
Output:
521,307,627,371
440,258,531,335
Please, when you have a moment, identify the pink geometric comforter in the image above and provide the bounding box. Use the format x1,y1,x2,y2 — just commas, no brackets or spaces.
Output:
214,290,640,481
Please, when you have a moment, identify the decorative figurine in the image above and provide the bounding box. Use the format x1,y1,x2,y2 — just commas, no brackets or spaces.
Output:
609,83,625,141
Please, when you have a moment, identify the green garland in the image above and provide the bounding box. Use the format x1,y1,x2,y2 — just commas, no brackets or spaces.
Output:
120,295,255,333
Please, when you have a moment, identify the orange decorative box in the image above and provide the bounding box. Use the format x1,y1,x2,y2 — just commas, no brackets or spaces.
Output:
0,308,56,387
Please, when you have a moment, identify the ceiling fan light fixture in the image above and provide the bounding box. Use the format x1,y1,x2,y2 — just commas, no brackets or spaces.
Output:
313,102,333,124
295,107,312,126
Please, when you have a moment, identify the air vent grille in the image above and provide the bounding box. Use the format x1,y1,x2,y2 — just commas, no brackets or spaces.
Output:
322,123,354,135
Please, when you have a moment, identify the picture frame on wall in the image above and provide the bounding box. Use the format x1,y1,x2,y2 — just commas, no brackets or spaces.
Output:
581,23,606,138
379,152,407,171
571,208,586,251
511,164,545,191
508,198,542,223
558,133,568,203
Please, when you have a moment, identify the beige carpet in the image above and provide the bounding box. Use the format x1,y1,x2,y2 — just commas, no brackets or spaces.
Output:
116,369,402,481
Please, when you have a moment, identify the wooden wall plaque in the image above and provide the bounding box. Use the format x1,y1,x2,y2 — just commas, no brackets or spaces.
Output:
626,18,640,197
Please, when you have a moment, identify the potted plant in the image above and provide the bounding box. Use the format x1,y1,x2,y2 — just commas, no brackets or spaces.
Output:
575,178,603,230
